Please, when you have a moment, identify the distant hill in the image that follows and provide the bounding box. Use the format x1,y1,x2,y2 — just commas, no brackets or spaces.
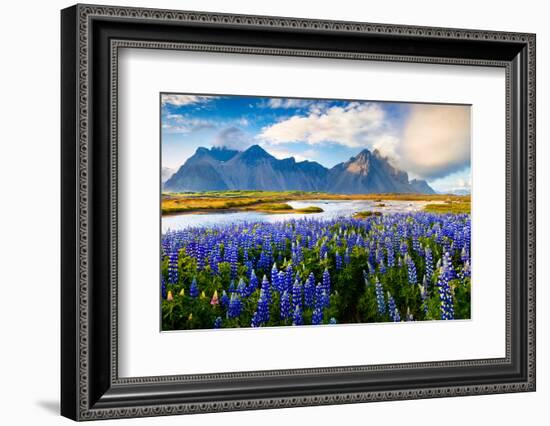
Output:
164,145,435,194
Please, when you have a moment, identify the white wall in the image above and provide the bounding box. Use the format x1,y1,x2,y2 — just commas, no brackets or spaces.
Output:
0,0,546,424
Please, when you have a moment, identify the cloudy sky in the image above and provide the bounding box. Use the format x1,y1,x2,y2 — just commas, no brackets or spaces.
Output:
161,94,471,193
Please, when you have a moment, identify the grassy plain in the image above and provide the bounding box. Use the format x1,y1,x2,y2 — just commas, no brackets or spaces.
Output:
161,190,470,215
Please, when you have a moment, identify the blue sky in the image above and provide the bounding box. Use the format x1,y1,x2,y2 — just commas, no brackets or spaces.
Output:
161,94,471,193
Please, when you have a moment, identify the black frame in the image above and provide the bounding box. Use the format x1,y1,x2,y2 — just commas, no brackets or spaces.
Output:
61,4,536,421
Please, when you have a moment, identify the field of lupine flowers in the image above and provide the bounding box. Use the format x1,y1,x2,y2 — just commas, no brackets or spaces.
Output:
161,212,471,330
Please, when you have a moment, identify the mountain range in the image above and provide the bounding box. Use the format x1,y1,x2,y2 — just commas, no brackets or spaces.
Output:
164,145,435,194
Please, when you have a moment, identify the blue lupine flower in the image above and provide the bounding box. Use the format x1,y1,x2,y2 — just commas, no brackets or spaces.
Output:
406,254,417,285
322,268,331,294
292,279,302,310
420,276,429,315
229,244,238,279
285,265,293,293
329,317,337,324
220,290,229,308
237,278,247,297
292,305,303,326
213,316,222,329
227,294,242,319
189,277,199,298
304,272,315,308
335,251,343,270
387,292,401,322
261,274,271,303
248,270,259,295
319,242,328,261
437,265,455,320
424,246,433,282
197,243,205,271
386,240,395,268
161,275,167,300
271,263,281,293
375,278,386,315
167,249,178,284
256,289,270,324
280,290,291,320
311,307,323,325
400,240,408,257
344,248,350,265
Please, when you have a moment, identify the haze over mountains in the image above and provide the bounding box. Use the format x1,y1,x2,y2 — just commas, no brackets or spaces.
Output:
164,145,435,194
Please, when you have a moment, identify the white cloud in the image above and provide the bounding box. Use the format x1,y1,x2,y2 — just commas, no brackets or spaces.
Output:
257,103,388,148
213,127,252,150
263,146,319,163
399,104,471,180
162,116,216,134
264,98,315,109
161,94,216,107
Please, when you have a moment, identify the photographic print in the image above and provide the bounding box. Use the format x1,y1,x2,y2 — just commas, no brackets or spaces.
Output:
160,94,471,331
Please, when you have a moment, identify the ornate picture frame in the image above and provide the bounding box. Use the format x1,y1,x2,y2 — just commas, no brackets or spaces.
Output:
61,4,535,421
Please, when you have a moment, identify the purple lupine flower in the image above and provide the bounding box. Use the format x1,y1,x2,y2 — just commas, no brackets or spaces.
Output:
237,278,247,297
161,275,167,300
213,316,222,329
322,268,331,294
256,289,270,324
462,260,471,279
304,272,315,308
292,279,302,310
285,265,293,293
196,242,205,271
379,257,386,274
406,254,417,285
329,317,337,325
210,249,219,276
189,277,199,298
258,251,269,272
319,242,328,261
442,251,456,280
261,274,271,303
420,275,429,315
412,235,421,255
437,265,455,320
311,307,323,325
251,311,261,328
424,246,433,283
227,294,242,319
220,290,229,308
399,240,408,257
167,249,178,284
292,305,303,326
335,251,342,270
229,244,238,279
248,270,259,295
387,292,401,322
280,290,291,320
386,240,395,268
461,246,469,263
375,278,386,315
271,263,281,293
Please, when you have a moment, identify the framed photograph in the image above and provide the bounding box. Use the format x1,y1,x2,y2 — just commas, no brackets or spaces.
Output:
61,4,536,421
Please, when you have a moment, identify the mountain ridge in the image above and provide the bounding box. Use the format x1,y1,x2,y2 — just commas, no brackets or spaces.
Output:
164,145,435,194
